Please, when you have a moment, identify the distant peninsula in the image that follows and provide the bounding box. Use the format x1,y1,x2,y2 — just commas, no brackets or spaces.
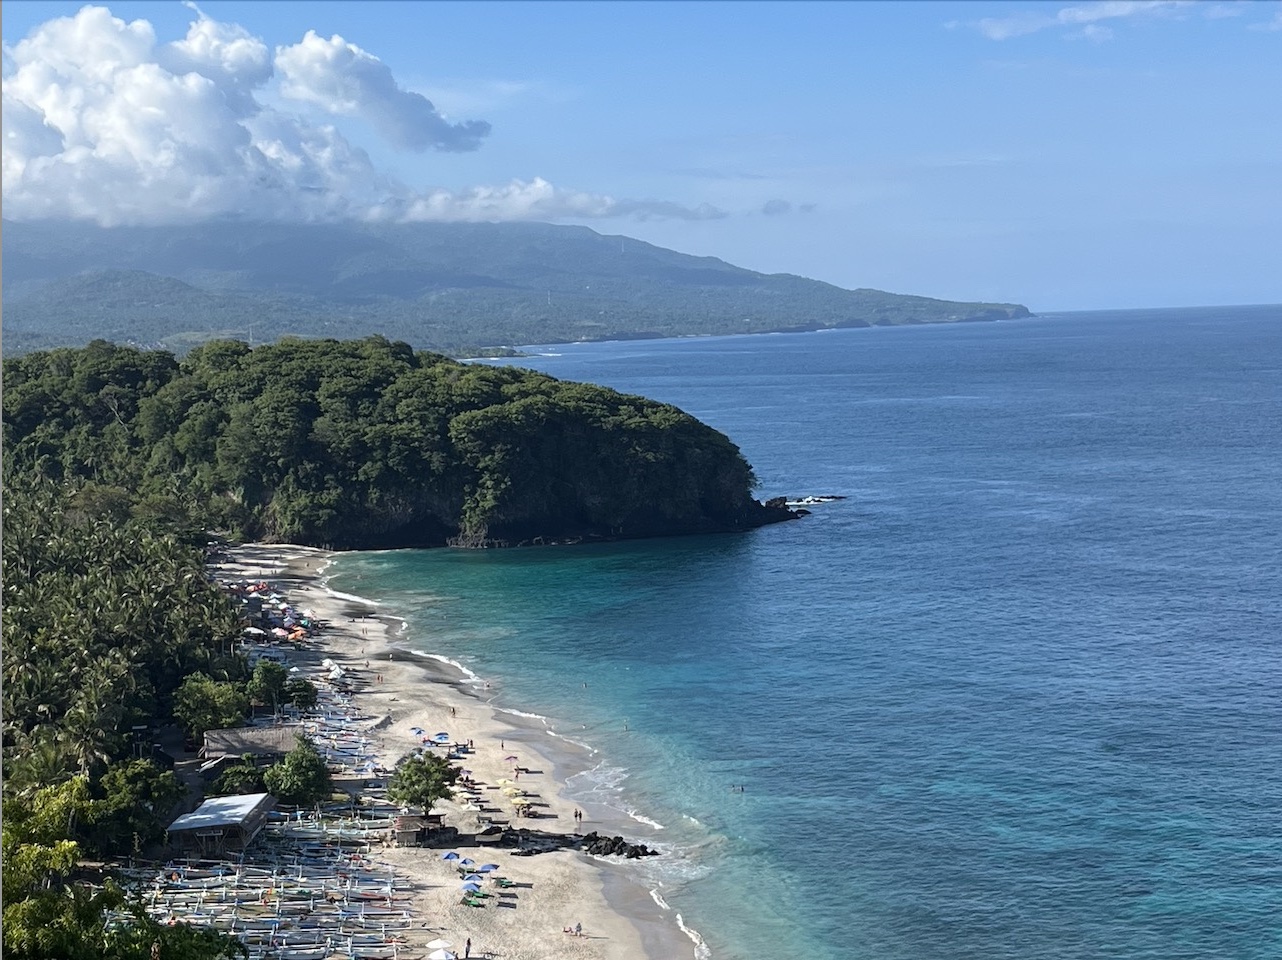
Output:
2,219,1031,356
2,337,797,549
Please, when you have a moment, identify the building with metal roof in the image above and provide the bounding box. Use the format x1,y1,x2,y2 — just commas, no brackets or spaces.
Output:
167,792,276,854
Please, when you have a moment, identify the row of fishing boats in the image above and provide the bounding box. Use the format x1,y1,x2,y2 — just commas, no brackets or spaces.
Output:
132,625,433,959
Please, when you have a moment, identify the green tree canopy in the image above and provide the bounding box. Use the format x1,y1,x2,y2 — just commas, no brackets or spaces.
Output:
387,752,460,815
209,756,266,798
3,337,791,549
173,673,249,741
246,660,288,714
284,677,319,710
263,735,333,806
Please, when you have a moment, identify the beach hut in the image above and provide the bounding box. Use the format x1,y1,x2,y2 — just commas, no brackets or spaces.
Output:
393,815,425,847
167,792,276,855
203,725,300,762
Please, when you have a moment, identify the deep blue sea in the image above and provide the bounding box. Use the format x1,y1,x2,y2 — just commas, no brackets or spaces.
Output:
327,306,1282,959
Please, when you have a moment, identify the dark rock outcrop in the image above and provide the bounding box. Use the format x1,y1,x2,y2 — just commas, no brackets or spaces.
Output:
493,827,658,858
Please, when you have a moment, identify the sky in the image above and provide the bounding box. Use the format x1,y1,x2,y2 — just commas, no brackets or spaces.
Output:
3,0,1280,311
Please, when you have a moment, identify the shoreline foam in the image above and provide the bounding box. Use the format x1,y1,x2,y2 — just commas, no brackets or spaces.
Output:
220,542,700,960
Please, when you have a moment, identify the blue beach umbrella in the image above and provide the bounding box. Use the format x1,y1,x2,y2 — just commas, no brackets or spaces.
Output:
461,873,483,881
459,857,475,867
410,727,424,735
434,732,451,741
441,852,460,861
477,864,499,873
460,882,482,892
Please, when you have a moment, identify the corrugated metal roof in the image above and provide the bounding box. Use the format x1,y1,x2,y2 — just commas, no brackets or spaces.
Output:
168,793,275,832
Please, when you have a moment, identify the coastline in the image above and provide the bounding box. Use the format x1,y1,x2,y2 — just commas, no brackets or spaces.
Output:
218,542,698,960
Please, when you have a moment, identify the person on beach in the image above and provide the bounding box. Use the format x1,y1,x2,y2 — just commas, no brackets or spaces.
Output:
464,937,471,958
575,922,582,937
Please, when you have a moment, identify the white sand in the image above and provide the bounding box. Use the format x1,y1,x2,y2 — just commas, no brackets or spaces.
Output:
215,543,692,960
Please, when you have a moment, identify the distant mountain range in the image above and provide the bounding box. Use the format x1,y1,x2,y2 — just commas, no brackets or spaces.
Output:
2,219,1031,355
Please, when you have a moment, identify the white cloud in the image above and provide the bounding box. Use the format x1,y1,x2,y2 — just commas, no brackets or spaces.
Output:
1078,23,1116,40
975,0,1194,40
1,5,712,226
378,178,726,223
275,30,489,152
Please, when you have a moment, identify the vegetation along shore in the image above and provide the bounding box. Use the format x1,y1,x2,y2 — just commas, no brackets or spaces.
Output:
1,334,773,958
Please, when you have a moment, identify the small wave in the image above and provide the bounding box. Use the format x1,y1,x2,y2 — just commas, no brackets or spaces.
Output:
324,587,382,607
683,814,702,826
625,809,665,831
497,707,552,722
408,651,484,684
675,914,711,960
649,888,670,910
575,761,629,792
544,729,597,753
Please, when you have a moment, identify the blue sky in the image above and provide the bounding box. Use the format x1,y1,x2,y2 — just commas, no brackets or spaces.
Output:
3,0,1280,310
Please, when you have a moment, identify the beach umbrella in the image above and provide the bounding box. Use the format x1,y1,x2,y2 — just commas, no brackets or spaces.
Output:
477,864,499,872
504,755,519,762
441,852,460,861
460,882,482,892
461,873,483,881
410,727,424,735
496,778,514,786
428,950,456,960
425,940,452,950
459,857,475,867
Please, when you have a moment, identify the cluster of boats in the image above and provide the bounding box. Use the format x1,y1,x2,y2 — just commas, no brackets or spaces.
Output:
127,604,434,958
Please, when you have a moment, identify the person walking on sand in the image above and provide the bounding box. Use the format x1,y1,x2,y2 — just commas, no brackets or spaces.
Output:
464,937,471,958
575,922,582,937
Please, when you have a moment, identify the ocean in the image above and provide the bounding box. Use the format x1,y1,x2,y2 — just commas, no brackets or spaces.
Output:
325,305,1282,959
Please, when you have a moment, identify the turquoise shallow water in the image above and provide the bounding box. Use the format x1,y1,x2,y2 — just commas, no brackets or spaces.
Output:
327,306,1282,959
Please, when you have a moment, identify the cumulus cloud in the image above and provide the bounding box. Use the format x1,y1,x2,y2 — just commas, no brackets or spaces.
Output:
974,0,1194,40
275,30,489,152
1,5,712,225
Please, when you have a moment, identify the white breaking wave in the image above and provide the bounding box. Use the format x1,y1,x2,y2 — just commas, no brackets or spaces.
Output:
625,809,666,831
543,729,598,753
496,707,551,722
324,587,382,607
676,914,711,960
408,651,485,685
649,888,670,910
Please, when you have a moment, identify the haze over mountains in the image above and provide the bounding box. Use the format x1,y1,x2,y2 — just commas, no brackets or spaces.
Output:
3,219,1031,355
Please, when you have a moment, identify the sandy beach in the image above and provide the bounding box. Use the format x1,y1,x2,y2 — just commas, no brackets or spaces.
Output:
213,543,694,960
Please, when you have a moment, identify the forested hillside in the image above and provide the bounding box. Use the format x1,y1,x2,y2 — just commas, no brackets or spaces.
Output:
0,470,249,959
2,337,794,548
2,219,1032,354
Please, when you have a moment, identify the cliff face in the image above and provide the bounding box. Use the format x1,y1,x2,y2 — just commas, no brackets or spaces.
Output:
2,337,797,550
